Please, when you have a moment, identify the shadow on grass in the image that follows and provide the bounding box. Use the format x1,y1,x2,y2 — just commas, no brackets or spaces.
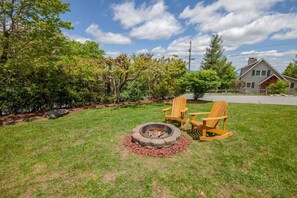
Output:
187,99,212,104
183,130,202,141
111,102,166,110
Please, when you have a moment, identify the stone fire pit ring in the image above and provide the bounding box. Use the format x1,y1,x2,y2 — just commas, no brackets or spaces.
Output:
132,122,181,149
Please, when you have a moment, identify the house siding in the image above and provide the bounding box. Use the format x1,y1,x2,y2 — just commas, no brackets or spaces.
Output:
284,76,297,94
239,60,283,93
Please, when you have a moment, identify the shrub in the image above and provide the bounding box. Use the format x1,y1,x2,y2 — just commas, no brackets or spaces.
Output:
230,79,245,92
267,80,289,94
180,70,221,99
120,82,146,102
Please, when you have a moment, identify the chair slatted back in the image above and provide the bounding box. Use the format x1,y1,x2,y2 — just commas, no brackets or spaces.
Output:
171,96,187,118
207,101,228,128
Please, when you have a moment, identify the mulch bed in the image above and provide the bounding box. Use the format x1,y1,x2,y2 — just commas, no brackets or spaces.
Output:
123,134,191,157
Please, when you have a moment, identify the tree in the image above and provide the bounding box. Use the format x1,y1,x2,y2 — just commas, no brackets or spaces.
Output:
0,0,72,65
267,80,289,94
105,54,152,103
201,34,236,89
201,34,224,70
66,40,104,58
283,62,297,79
141,56,187,99
180,70,220,100
230,79,245,92
0,0,71,115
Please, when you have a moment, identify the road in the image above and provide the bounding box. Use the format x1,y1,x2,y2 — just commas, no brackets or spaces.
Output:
182,93,297,106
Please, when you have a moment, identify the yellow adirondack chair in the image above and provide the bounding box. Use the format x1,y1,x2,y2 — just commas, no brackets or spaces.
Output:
190,101,233,141
162,96,189,128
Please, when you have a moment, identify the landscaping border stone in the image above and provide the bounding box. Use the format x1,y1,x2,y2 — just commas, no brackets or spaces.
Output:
124,134,191,157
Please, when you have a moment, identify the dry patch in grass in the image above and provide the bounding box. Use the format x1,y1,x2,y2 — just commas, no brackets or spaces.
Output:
33,163,48,174
103,171,117,183
217,182,249,198
152,181,173,198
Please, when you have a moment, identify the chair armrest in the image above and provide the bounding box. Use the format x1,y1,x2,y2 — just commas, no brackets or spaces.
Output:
162,107,172,112
202,116,227,121
189,112,209,116
189,112,210,121
180,107,188,113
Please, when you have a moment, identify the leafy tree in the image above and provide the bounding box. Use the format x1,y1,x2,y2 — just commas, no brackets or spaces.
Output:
201,34,236,89
267,80,289,94
66,40,104,58
0,0,72,65
180,70,220,99
120,82,146,102
283,62,297,79
230,79,245,92
0,0,71,115
142,56,187,99
105,54,152,103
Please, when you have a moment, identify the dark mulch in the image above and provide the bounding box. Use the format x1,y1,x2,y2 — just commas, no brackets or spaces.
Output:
123,134,191,158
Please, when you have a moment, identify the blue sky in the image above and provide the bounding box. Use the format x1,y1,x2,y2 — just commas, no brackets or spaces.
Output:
61,0,297,72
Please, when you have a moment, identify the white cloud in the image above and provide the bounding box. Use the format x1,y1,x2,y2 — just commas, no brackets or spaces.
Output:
64,33,91,43
105,51,122,57
240,49,297,57
112,2,144,29
152,46,166,54
85,24,131,45
179,0,281,32
112,1,182,40
229,49,297,72
179,0,297,50
167,34,211,56
219,13,297,50
136,49,149,54
271,30,297,40
130,15,182,40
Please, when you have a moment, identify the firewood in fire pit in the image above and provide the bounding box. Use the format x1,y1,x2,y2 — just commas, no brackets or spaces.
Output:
144,129,168,138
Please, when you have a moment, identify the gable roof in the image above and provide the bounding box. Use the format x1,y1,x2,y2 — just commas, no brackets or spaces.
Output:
258,74,281,85
237,60,259,71
283,75,297,82
239,58,286,80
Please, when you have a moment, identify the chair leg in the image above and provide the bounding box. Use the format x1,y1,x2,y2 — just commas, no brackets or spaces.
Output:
180,118,189,129
202,128,207,138
191,125,194,133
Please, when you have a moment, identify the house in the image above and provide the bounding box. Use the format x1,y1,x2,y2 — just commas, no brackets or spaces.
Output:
238,58,297,94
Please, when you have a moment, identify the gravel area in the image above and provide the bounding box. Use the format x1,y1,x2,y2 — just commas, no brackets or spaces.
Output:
124,134,190,157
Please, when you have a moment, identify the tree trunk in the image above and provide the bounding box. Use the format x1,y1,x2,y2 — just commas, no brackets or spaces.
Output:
0,32,9,65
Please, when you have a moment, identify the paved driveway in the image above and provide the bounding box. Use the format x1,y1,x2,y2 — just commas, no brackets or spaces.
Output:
182,93,297,106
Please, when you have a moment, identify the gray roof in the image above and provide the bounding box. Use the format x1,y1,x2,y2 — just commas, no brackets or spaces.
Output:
238,58,286,80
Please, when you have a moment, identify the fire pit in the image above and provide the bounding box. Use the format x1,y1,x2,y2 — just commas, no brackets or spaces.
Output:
132,122,181,148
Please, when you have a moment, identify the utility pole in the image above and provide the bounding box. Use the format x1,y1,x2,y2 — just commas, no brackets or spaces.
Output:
188,40,192,71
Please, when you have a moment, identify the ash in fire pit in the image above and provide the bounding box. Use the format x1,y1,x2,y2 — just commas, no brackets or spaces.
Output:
132,122,181,149
143,129,168,138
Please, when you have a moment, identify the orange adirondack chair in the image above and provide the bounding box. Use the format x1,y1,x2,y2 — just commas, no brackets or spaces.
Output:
162,96,189,128
190,101,233,141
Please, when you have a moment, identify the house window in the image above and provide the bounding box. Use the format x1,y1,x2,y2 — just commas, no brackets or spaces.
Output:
252,70,255,76
290,82,295,88
256,70,261,76
267,70,271,76
261,70,266,76
251,82,255,88
246,82,251,88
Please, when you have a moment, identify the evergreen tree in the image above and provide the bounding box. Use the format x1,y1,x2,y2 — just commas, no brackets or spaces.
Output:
201,34,224,70
201,34,236,89
283,56,297,79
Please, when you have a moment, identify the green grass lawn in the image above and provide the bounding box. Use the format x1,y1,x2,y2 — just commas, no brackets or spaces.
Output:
0,102,297,197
